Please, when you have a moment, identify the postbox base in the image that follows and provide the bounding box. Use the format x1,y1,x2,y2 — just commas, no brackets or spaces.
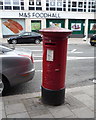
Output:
41,86,65,106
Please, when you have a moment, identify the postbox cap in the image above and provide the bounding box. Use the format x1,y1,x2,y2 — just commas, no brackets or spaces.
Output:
40,27,72,33
40,27,72,38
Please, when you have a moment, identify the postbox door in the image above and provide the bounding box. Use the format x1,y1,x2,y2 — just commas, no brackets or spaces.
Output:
42,40,67,90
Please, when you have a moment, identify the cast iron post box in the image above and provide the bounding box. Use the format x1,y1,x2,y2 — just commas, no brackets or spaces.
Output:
40,27,72,106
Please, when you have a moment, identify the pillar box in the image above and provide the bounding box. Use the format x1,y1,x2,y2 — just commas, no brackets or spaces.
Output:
40,27,72,106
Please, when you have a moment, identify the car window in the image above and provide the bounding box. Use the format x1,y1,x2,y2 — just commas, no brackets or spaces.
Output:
0,45,13,53
23,32,30,36
31,32,40,36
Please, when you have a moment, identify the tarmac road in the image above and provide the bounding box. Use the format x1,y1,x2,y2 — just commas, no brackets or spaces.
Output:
4,40,94,96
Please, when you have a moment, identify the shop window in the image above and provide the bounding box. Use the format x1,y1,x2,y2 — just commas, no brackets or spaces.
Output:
29,7,35,10
13,6,20,10
5,6,12,10
31,20,41,32
29,0,34,5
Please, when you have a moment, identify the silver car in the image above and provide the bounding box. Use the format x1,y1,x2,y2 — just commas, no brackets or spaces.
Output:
0,45,35,95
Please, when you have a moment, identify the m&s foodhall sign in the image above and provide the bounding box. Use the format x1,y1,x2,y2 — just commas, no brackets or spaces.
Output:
19,12,60,18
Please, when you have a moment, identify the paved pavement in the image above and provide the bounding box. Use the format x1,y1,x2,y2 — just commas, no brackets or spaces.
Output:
1,84,95,119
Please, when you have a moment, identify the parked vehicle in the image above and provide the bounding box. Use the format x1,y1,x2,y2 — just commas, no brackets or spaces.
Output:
90,34,96,46
0,45,35,95
7,32,42,44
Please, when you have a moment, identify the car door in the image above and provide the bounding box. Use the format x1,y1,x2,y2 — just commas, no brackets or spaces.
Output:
20,32,31,43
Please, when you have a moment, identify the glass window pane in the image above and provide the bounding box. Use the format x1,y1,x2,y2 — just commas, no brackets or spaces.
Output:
13,6,20,10
36,0,41,5
29,0,34,5
4,0,11,5
29,7,35,10
0,6,3,9
0,0,3,5
13,0,19,5
5,6,11,10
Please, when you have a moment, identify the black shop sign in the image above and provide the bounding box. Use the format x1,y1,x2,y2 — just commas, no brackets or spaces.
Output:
19,12,60,18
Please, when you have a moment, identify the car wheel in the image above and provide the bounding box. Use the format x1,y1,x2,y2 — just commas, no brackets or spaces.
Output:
90,42,94,46
35,39,40,44
2,76,10,96
0,78,4,96
12,40,17,44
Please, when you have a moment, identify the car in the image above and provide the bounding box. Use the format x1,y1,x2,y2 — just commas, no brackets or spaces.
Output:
7,32,42,44
0,45,35,96
90,34,96,46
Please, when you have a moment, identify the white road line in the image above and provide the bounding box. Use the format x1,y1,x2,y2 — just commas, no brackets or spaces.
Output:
35,70,42,72
71,49,77,53
32,50,42,52
34,55,42,57
34,56,94,62
67,56,94,60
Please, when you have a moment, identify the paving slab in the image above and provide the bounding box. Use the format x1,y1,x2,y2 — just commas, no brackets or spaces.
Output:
1,85,94,119
5,103,27,115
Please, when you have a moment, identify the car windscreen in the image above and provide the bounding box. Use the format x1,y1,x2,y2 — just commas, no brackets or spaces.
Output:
31,32,41,36
0,45,13,52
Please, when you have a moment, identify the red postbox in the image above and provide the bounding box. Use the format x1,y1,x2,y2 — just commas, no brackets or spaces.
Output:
40,27,72,106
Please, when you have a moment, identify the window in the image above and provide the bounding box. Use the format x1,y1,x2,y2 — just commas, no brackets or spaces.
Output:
0,0,3,5
72,2,77,7
36,0,41,6
13,0,19,5
50,0,55,6
4,0,11,5
78,2,83,8
57,0,62,6
13,6,20,10
5,6,11,10
29,0,34,5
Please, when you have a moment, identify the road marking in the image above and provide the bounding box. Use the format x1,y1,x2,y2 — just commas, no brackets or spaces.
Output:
67,56,94,60
32,50,42,52
34,56,94,62
70,49,83,54
34,55,42,58
71,49,77,53
35,70,42,72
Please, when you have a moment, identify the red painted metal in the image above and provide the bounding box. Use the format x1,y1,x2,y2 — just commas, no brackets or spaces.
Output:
40,27,72,90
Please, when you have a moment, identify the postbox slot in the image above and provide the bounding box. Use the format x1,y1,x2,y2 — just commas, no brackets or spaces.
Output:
45,43,56,46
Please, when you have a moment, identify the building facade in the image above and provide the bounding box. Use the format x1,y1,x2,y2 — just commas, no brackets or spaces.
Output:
0,0,96,38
